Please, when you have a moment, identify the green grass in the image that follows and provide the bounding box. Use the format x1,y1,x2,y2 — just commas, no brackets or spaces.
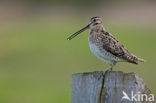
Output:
0,19,155,103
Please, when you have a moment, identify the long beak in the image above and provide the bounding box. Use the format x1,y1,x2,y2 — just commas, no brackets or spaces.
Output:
67,23,91,40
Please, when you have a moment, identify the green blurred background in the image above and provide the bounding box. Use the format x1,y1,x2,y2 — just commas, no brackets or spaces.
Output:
0,0,156,103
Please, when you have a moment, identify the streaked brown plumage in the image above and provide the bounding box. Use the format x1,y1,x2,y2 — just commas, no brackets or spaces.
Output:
67,16,144,70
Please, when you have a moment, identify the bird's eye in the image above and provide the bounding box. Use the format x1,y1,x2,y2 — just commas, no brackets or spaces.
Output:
93,19,96,22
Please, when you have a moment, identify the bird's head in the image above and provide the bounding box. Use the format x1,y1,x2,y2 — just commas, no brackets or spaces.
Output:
67,16,102,40
89,16,102,28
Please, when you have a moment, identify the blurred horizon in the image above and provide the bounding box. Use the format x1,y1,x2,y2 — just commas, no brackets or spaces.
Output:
0,1,156,103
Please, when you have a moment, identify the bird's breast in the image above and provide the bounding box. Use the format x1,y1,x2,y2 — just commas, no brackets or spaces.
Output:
88,40,112,63
88,29,103,57
88,34,123,63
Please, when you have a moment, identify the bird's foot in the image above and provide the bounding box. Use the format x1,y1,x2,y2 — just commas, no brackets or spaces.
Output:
105,67,112,73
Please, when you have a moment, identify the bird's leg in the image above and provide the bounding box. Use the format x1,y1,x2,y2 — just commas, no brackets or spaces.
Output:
105,62,117,72
109,62,117,71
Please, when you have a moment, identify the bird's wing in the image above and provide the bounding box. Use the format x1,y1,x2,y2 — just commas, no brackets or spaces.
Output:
101,30,139,64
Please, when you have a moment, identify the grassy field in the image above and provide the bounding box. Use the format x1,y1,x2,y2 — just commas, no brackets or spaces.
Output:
0,18,155,103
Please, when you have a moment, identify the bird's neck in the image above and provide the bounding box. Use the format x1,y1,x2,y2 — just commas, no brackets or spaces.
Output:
89,25,105,44
90,25,105,34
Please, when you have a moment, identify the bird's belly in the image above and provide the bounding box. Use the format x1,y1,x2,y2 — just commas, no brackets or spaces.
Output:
88,42,122,64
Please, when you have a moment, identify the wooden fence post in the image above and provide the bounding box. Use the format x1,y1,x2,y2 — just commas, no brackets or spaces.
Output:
71,71,155,103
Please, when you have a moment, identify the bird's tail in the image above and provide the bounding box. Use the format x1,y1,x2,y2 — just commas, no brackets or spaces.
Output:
137,57,145,62
125,53,145,64
131,54,145,64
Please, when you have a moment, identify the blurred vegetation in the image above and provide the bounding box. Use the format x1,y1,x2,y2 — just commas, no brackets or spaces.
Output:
0,18,155,103
3,0,155,6
0,1,156,103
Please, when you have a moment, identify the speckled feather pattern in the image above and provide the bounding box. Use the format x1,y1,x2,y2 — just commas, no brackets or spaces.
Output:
88,24,143,64
67,16,144,69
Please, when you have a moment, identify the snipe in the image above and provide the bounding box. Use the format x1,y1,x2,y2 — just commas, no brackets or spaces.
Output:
67,16,144,71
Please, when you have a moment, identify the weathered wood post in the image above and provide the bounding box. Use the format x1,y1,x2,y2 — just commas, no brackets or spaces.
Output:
71,71,155,103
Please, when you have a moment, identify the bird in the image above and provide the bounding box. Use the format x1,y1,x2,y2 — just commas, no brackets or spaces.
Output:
67,16,144,71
